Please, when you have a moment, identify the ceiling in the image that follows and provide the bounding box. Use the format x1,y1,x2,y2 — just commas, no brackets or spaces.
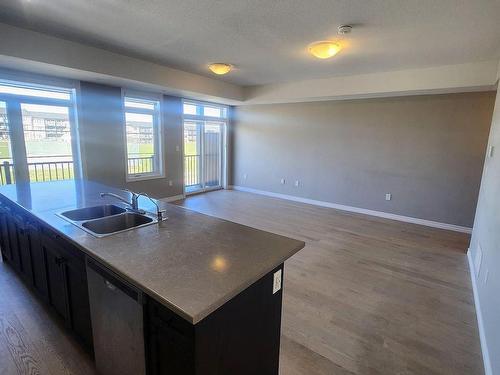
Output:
0,0,499,86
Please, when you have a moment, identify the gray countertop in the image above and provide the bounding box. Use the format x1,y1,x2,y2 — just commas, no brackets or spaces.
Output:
0,180,304,324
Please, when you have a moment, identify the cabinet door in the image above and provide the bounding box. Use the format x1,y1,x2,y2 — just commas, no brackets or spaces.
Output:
41,231,93,353
6,213,21,271
66,259,93,352
146,299,195,375
15,215,34,285
26,222,49,301
0,207,12,262
42,234,71,324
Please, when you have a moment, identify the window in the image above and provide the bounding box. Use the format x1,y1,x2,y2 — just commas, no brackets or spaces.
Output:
124,96,163,180
0,80,79,185
182,100,227,194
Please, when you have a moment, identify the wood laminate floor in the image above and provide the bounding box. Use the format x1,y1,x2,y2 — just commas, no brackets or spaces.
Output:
176,190,483,375
0,189,482,374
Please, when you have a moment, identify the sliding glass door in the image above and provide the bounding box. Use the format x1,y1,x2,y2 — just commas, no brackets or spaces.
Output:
203,122,223,189
183,101,227,194
0,81,79,185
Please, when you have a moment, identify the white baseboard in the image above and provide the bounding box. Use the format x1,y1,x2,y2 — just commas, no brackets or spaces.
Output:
229,185,472,234
467,249,492,375
160,194,185,203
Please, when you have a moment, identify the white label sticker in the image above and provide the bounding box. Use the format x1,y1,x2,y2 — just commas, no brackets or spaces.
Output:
273,269,282,294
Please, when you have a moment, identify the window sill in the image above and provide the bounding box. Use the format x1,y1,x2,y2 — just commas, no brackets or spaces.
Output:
126,174,165,183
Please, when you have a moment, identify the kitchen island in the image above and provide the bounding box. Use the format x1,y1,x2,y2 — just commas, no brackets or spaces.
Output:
0,180,304,375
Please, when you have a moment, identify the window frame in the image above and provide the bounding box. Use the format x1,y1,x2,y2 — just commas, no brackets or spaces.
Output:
181,99,229,193
0,72,82,184
122,92,164,182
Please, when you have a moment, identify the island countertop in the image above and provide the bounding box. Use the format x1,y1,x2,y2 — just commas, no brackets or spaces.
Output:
0,180,305,324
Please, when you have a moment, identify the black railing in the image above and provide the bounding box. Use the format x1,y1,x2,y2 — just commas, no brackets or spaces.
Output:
128,156,154,175
0,161,14,185
184,153,220,188
0,156,156,185
184,154,200,187
28,160,74,182
0,158,75,185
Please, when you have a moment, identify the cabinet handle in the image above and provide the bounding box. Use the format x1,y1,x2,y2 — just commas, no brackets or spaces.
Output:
55,256,66,265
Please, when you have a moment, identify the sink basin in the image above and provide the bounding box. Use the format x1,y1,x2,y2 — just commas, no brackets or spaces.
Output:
82,212,154,236
61,204,126,221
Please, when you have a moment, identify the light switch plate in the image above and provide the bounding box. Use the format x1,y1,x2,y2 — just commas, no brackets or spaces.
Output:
273,269,282,294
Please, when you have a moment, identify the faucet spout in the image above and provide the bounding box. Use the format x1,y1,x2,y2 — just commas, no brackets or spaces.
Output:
100,191,138,210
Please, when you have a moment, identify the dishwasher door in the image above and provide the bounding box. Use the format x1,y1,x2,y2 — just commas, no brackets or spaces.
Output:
86,258,146,375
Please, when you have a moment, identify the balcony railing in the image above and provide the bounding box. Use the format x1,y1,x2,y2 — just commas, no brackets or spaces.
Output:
184,154,200,187
184,154,220,188
0,161,15,185
128,156,154,175
0,156,156,185
0,157,75,185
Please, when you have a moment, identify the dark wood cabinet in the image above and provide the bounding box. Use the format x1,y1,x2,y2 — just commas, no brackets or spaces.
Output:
26,222,49,301
6,211,21,271
43,235,71,323
65,252,93,351
147,299,195,375
41,231,93,353
14,214,35,285
0,199,93,355
0,206,13,262
146,265,284,375
1,196,284,374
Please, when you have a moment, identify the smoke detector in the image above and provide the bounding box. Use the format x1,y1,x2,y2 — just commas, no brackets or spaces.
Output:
338,25,353,35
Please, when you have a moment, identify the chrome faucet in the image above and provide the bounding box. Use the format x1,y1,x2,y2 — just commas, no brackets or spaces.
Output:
100,190,143,212
100,190,166,221
136,192,167,221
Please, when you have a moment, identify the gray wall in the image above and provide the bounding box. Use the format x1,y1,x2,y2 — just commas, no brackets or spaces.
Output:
78,82,184,198
232,92,496,227
469,88,500,375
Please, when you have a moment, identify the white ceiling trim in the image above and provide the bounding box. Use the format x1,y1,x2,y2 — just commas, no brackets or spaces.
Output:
243,61,499,105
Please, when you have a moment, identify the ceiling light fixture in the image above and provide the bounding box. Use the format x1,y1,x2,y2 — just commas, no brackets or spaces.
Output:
208,63,233,75
337,25,352,35
308,41,342,59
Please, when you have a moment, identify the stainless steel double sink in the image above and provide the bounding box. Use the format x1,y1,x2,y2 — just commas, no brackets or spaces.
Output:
58,204,157,238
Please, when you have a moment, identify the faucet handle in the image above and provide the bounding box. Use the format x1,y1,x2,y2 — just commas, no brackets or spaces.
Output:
157,209,168,221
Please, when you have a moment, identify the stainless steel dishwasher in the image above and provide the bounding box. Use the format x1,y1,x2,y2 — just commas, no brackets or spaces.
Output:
86,258,146,375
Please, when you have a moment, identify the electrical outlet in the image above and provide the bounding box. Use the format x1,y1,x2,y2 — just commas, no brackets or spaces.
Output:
168,180,173,186
273,269,282,294
175,145,180,152
294,180,300,187
280,178,286,185
489,145,495,158
385,193,392,201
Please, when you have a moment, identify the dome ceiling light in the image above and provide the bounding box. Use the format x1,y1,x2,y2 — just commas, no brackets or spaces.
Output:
308,24,352,59
308,41,342,59
208,63,233,75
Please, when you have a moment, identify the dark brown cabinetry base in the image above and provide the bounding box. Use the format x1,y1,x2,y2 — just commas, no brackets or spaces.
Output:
1,196,285,375
0,198,94,355
146,265,284,375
